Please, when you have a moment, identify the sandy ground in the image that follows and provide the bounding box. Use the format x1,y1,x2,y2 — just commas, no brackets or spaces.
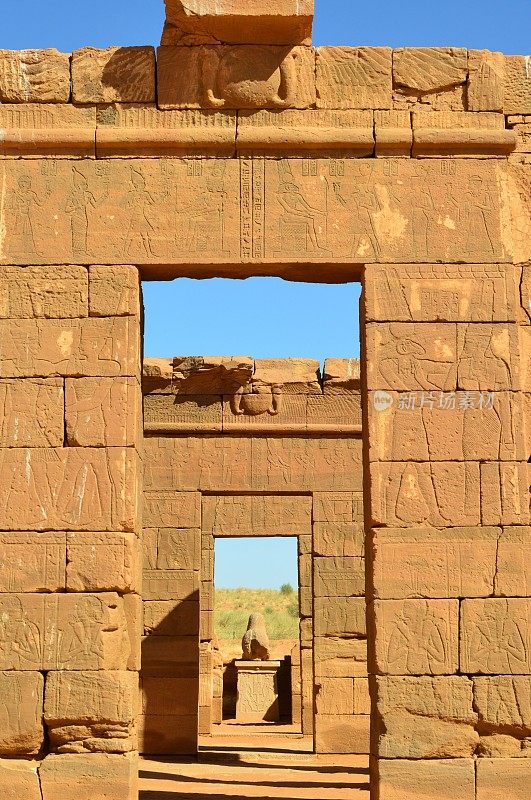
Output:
139,725,370,800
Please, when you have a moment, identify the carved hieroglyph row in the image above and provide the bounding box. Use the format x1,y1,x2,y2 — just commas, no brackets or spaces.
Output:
0,157,506,264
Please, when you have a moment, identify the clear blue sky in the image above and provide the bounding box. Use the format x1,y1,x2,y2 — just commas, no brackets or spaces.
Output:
3,1,528,587
215,538,298,590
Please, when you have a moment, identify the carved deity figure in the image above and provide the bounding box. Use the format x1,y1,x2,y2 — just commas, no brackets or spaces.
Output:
64,169,97,256
8,175,42,255
0,596,41,669
242,613,270,661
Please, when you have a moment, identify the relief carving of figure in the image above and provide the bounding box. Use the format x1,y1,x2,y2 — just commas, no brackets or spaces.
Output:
464,176,496,256
179,165,227,253
64,168,98,256
387,603,448,674
276,177,328,255
203,47,300,109
7,175,42,255
470,604,528,673
58,596,105,669
458,326,512,391
123,168,158,257
242,613,271,661
0,596,42,669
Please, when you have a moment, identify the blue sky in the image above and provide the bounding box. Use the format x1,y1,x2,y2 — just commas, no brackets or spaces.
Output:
3,1,528,588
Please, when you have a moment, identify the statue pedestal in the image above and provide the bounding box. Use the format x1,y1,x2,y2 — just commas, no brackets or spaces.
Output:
235,660,281,723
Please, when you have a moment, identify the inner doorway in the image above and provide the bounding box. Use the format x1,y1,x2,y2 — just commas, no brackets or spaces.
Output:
199,536,311,753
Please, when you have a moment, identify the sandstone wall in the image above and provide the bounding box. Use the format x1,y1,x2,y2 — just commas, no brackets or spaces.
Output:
142,356,367,753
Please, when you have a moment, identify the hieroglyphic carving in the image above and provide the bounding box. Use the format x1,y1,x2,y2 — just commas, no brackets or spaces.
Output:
0,379,64,447
202,494,312,535
473,676,531,729
374,599,459,675
0,533,66,592
461,599,531,674
0,158,505,265
0,593,132,670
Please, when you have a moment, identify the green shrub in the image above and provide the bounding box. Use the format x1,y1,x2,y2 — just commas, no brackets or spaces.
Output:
280,583,294,595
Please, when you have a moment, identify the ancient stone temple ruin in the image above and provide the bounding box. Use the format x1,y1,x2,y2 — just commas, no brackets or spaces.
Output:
0,0,530,798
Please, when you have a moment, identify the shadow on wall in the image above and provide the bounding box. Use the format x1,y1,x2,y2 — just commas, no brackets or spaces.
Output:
140,589,200,755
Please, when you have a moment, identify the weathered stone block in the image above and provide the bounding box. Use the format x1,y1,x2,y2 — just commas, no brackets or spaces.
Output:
480,462,529,525
314,596,366,637
313,492,363,523
88,266,140,317
141,676,198,716
0,448,139,531
0,49,70,102
144,436,252,490
393,47,468,93
0,379,64,448
369,462,481,528
0,593,133,670
364,264,517,323
316,47,392,109
157,45,315,109
474,676,531,731
368,390,526,462
65,378,140,447
314,636,367,679
495,527,531,597
0,759,41,800
138,714,197,754
142,529,158,570
72,47,155,103
372,528,498,599
143,600,199,636
315,714,370,754
252,358,320,393
144,491,201,528
0,266,88,319
313,522,364,558
202,494,311,534
322,357,361,393
0,672,43,755
142,570,199,602
66,532,140,593
504,55,531,114
468,50,505,112
156,529,201,570
376,676,478,758
162,0,314,46
377,758,475,800
44,671,137,753
476,759,531,800
0,532,66,592
313,557,365,597
315,677,354,715
0,318,140,378
461,599,531,674
373,599,459,675
39,752,138,800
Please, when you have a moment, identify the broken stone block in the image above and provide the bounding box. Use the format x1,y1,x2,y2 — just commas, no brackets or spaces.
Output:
474,676,531,732
157,45,316,109
252,358,321,393
44,671,138,754
0,532,66,592
504,55,531,114
468,50,505,111
72,47,156,103
65,378,141,447
0,49,70,102
88,266,140,317
461,599,531,674
376,676,478,758
315,714,369,754
373,599,459,675
393,47,468,93
0,672,44,755
66,532,140,593
39,752,138,800
322,357,361,393
0,266,88,319
162,0,314,46
316,47,392,109
372,528,498,599
0,379,64,447
377,758,475,800
0,759,41,800
476,758,530,800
